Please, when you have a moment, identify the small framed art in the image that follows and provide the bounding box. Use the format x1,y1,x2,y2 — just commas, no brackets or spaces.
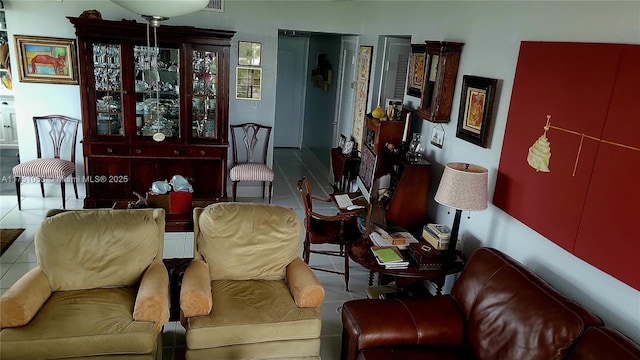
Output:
406,44,426,97
238,41,261,66
235,67,262,100
338,134,347,149
430,124,445,148
14,35,78,84
456,75,498,148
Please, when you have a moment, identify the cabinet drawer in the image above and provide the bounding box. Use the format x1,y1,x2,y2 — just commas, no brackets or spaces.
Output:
89,144,129,156
186,147,225,158
131,146,185,157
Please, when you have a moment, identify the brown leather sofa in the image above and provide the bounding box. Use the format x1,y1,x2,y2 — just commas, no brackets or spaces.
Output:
341,247,640,360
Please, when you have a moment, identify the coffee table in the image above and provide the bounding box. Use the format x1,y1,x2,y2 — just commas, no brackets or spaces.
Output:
347,237,464,296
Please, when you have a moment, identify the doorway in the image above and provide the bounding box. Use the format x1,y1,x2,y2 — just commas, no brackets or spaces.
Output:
275,30,358,170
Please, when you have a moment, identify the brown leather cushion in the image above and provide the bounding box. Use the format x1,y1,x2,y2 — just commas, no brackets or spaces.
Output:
341,297,465,350
451,248,603,360
358,347,465,360
567,327,640,360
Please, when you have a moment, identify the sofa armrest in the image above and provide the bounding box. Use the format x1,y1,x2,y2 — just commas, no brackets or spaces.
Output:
1,267,52,329
286,257,325,308
180,259,212,318
340,297,465,360
133,260,170,333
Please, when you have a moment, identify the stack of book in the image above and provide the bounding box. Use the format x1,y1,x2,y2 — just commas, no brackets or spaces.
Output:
422,223,451,250
369,225,419,250
370,246,409,269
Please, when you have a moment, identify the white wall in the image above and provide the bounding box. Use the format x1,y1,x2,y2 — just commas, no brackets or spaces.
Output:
6,0,639,341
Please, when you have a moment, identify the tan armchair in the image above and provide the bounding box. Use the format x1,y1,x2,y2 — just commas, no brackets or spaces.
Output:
180,202,325,360
0,209,169,359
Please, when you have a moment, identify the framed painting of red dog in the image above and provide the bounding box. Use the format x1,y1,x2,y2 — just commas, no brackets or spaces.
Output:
14,35,78,84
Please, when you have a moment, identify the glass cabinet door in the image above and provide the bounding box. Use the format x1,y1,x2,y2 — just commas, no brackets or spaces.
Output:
93,43,123,136
192,49,218,139
134,45,180,139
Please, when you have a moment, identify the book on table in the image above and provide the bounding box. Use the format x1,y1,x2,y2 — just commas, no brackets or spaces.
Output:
422,227,450,250
371,246,410,269
408,242,444,270
426,223,451,240
370,224,419,249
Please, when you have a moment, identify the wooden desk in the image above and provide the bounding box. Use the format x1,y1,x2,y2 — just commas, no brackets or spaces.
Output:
331,148,360,192
347,237,464,295
112,200,215,232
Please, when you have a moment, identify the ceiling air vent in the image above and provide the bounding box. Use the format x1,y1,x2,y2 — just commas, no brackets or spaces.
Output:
203,0,224,12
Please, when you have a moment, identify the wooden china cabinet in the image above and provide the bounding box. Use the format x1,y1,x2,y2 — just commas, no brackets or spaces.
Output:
69,17,235,208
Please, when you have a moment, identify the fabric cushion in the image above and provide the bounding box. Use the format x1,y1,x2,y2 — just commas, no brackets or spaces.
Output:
286,257,324,308
230,163,274,182
196,203,300,281
12,158,75,179
185,279,321,350
36,209,162,291
0,288,158,360
185,338,321,359
0,268,51,329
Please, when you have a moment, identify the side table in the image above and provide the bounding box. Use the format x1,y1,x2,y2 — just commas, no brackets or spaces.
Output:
347,237,464,296
331,147,360,192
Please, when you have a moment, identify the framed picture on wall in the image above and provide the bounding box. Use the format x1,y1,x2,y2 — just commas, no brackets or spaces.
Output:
456,75,498,148
352,45,373,150
406,44,426,97
238,41,261,66
235,67,262,100
14,35,78,84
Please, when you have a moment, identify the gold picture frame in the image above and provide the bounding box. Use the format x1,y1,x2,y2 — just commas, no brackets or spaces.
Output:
14,35,78,85
456,75,497,148
235,66,262,100
238,41,261,66
406,44,425,97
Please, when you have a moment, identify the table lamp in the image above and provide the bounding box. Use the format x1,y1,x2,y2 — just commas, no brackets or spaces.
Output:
434,162,488,262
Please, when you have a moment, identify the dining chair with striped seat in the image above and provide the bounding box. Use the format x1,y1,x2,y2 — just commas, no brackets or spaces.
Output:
12,115,79,210
229,122,274,203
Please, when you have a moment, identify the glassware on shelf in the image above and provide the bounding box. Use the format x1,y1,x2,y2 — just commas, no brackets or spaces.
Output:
192,49,218,139
407,133,423,162
133,45,180,139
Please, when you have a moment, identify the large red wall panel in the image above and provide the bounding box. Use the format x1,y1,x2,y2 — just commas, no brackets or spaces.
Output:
494,42,639,290
574,45,640,290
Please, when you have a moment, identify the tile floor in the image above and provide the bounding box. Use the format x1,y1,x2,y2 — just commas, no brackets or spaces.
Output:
0,148,372,360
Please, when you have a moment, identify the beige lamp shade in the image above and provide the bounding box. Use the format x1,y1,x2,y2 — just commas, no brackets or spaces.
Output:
111,0,209,18
435,162,488,211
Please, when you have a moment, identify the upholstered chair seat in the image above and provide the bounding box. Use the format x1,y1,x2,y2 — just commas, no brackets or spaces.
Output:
229,162,274,182
12,158,76,179
180,203,325,359
0,209,169,360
